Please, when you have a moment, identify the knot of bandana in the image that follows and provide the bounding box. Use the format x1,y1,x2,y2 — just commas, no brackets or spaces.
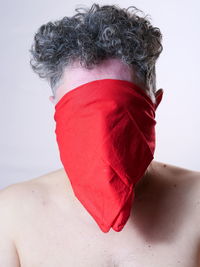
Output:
54,79,163,233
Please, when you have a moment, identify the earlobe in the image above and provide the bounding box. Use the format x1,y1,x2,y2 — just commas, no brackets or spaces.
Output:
155,89,164,109
49,95,55,104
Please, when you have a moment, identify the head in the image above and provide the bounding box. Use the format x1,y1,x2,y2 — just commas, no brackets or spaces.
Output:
29,3,163,105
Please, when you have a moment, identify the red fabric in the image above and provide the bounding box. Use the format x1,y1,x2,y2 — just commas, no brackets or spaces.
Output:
54,79,163,233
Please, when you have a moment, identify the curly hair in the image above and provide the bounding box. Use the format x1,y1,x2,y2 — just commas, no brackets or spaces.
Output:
29,3,163,96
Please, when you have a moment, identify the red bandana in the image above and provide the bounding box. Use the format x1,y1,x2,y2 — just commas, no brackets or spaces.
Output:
54,79,163,233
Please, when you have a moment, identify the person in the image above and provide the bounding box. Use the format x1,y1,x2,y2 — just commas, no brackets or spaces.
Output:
0,3,200,266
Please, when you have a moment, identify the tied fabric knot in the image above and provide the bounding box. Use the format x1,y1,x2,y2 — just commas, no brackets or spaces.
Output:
54,79,163,233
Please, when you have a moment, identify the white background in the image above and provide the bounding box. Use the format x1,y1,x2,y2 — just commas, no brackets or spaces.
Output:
0,0,199,190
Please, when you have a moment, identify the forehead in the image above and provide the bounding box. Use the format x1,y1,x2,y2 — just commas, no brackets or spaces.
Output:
54,58,135,104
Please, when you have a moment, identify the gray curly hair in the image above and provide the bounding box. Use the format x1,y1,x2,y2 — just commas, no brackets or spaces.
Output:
29,3,163,97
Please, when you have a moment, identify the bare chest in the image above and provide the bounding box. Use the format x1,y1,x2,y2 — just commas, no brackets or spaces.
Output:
15,196,199,267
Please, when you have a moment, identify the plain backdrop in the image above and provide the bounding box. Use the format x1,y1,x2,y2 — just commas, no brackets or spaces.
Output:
0,0,199,190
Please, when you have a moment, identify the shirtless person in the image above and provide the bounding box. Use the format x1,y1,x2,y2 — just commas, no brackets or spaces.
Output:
0,3,200,267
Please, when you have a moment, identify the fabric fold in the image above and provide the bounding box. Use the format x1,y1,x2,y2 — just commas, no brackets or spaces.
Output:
54,78,163,233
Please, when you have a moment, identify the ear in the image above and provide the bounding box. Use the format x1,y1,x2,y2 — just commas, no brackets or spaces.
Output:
155,89,164,110
49,95,55,104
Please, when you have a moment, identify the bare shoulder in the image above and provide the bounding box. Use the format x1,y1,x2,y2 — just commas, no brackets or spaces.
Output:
153,160,200,217
153,159,200,174
0,168,66,239
0,169,63,206
160,160,200,192
152,160,200,180
0,168,65,218
0,169,65,266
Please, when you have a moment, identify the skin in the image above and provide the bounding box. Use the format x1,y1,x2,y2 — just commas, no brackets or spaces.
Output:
0,58,199,266
1,161,200,266
48,58,163,106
